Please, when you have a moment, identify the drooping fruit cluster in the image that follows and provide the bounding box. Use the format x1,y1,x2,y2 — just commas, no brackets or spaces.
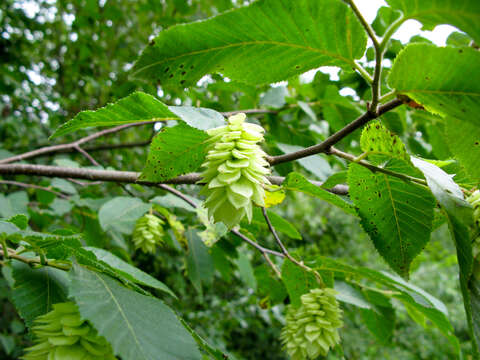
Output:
200,113,270,228
281,288,343,360
132,213,165,253
467,190,480,258
23,302,116,360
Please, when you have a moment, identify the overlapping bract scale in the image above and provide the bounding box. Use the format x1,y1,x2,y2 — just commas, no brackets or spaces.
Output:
281,288,343,360
22,302,116,360
200,113,270,228
132,213,165,254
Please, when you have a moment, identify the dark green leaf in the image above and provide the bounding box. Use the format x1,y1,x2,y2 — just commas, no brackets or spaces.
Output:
348,160,435,277
388,44,480,126
281,259,318,308
132,0,367,86
98,197,151,234
283,172,357,216
186,229,214,294
140,122,209,182
11,261,69,327
446,117,480,183
386,0,480,43
69,264,202,360
86,247,176,297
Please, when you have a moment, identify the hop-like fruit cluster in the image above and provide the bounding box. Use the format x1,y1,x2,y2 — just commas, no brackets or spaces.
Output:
281,288,343,360
23,302,116,360
200,113,270,229
132,213,165,253
467,190,480,258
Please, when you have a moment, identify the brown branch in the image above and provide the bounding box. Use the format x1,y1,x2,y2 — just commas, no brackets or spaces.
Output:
267,98,403,165
0,180,69,199
74,145,100,166
0,164,349,195
0,121,157,165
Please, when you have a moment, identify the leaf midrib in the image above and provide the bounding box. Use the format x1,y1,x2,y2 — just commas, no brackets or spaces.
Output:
94,272,148,360
133,40,354,76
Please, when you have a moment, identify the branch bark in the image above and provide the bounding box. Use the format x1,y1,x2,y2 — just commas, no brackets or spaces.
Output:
0,164,349,195
0,121,157,165
267,98,403,165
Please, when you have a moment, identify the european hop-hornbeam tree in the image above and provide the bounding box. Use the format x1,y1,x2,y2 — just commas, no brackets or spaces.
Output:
0,0,479,359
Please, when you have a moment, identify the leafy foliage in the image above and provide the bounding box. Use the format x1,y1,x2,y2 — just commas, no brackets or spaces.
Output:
132,0,367,85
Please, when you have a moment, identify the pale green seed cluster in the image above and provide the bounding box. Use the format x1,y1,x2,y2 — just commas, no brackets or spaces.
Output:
132,213,165,254
281,288,343,360
200,113,270,229
22,302,116,360
467,190,480,258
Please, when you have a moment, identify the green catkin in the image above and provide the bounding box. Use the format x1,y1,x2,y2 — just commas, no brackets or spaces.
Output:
467,190,480,258
132,213,165,254
281,288,343,360
200,113,271,229
22,302,116,360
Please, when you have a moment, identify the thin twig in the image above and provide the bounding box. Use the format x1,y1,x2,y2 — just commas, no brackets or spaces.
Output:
346,0,382,113
0,121,157,165
74,145,100,166
268,98,404,165
261,207,324,285
0,180,69,199
0,248,71,271
329,147,428,186
262,253,282,278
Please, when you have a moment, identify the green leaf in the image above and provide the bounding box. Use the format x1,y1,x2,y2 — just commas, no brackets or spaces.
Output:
445,215,479,355
51,92,178,138
186,229,214,294
360,120,409,164
446,117,480,183
281,259,318,308
360,290,396,345
314,257,458,348
245,207,302,240
151,193,199,212
283,172,356,216
50,92,226,138
348,160,436,278
140,122,209,182
132,0,367,86
254,264,287,305
235,251,257,290
334,281,372,309
98,197,151,234
69,264,202,360
411,157,471,223
412,157,479,354
85,247,176,297
0,191,28,218
388,44,480,126
11,261,69,327
7,214,28,230
372,6,402,36
168,106,225,131
386,0,480,43
276,143,332,181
